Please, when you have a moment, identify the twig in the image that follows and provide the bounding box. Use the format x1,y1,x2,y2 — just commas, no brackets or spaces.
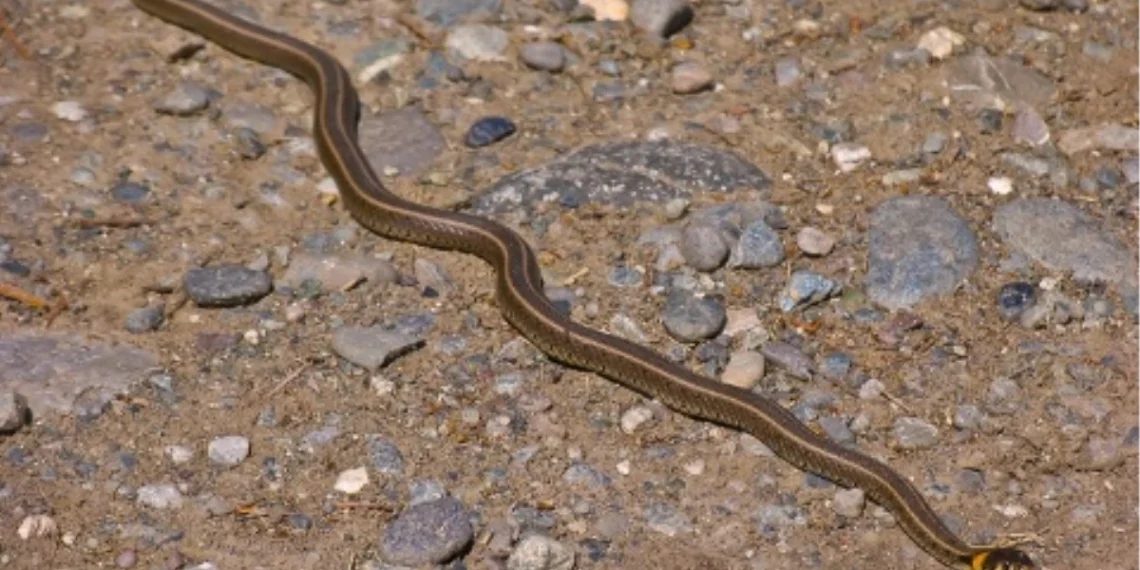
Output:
262,360,313,399
0,282,50,308
0,10,32,61
73,216,158,229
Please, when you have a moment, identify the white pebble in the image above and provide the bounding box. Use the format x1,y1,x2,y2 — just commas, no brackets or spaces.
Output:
616,460,632,476
51,101,88,122
334,467,370,494
917,26,965,60
165,445,193,464
683,459,705,475
987,176,1013,195
17,515,58,540
831,143,872,173
620,405,654,434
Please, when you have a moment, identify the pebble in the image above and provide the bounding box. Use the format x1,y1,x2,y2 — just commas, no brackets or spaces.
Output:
620,405,654,434
817,353,851,380
795,227,834,256
278,252,397,293
184,265,272,308
1057,123,1138,155
446,24,509,62
50,101,87,122
996,281,1037,321
1012,105,1050,146
0,391,30,434
165,445,193,464
661,290,726,342
17,514,58,540
993,198,1137,288
629,0,693,38
111,180,150,203
778,270,841,312
760,341,813,380
865,196,979,309
720,351,765,389
520,41,566,72
917,27,964,60
207,435,250,467
154,82,211,116
892,417,939,449
380,497,473,566
643,502,692,536
507,534,576,570
413,258,454,294
726,220,785,269
334,467,370,494
1078,437,1123,471
670,62,714,94
832,488,866,517
679,223,728,271
774,58,802,87
817,416,855,446
988,176,1013,195
332,325,425,371
562,463,612,488
831,143,872,172
465,116,517,148
115,549,137,568
417,0,502,26
124,305,165,334
137,484,184,509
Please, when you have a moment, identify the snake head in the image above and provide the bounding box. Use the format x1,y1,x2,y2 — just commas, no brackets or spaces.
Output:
971,548,1037,570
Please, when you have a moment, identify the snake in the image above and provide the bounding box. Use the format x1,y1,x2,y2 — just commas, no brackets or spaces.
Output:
128,1,1038,568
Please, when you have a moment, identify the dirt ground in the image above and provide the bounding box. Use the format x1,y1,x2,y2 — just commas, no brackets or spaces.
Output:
0,1,1137,569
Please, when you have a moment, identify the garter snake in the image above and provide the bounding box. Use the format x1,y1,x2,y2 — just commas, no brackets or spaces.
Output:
129,1,1037,568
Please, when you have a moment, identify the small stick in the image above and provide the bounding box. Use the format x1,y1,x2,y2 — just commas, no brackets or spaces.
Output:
0,11,32,61
0,282,50,309
73,216,158,229
262,360,313,399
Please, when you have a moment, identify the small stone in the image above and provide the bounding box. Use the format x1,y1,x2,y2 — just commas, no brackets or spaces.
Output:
446,24,510,62
51,101,88,122
818,416,855,446
720,351,765,389
115,549,137,568
996,282,1037,320
892,417,939,449
818,353,851,380
124,306,165,334
520,41,566,72
831,143,872,172
832,488,865,517
1079,437,1123,471
165,445,193,464
334,467,370,494
137,484,184,509
662,290,726,342
154,82,211,116
679,223,728,271
184,265,272,308
671,62,714,94
620,406,654,434
774,58,802,87
332,325,425,371
795,227,835,256
380,497,474,566
953,405,985,430
760,341,813,380
1012,105,1050,146
0,391,31,434
507,534,576,570
629,0,693,38
465,116,516,148
778,270,841,312
111,180,150,203
922,132,949,154
207,435,250,467
917,27,965,60
17,515,58,540
979,108,1004,133
643,502,692,536
988,176,1013,195
727,220,785,269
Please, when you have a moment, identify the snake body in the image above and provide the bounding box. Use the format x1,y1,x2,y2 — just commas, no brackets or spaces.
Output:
128,1,1036,568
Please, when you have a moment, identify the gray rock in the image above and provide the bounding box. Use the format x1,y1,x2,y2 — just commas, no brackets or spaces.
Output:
953,405,986,430
409,480,448,506
277,252,398,293
472,141,769,216
332,325,425,371
1000,152,1052,177
124,306,165,334
562,463,611,488
0,333,159,417
892,417,939,449
446,24,509,62
643,502,692,536
360,107,446,178
507,534,575,570
184,265,272,308
943,53,1056,111
520,41,566,72
0,390,30,434
727,220,785,269
817,416,855,446
795,227,835,256
368,437,406,474
413,258,454,294
864,196,979,309
208,436,250,467
1011,105,1050,146
679,223,728,271
1078,437,1123,471
778,270,841,312
670,62,714,94
832,488,865,517
760,341,814,380
1058,124,1139,156
380,497,473,566
416,0,501,27
720,351,765,389
662,290,726,342
630,0,694,38
137,484,184,509
153,81,212,116
992,198,1138,291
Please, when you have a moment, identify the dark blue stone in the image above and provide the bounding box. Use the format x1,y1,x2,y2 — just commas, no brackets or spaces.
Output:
111,180,150,203
996,281,1037,320
464,116,516,148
